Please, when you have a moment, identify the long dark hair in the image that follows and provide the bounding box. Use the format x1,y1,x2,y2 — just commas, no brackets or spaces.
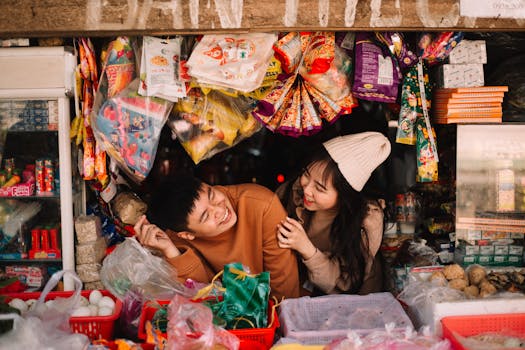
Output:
280,148,380,293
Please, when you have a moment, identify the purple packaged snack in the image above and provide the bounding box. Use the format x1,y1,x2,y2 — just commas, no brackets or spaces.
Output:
352,33,402,103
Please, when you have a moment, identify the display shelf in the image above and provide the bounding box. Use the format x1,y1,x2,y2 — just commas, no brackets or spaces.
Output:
0,258,62,263
0,46,80,290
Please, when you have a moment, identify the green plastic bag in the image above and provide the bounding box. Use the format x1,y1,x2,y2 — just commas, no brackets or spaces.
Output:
206,262,270,330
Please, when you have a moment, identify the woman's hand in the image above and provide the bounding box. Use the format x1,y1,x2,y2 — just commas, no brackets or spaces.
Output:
134,215,180,258
277,217,317,260
362,200,385,258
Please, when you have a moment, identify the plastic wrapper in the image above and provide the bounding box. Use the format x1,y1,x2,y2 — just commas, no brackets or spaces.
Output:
396,63,431,146
375,32,418,69
416,118,438,183
169,89,261,164
326,323,451,350
102,36,137,98
418,32,464,66
91,79,173,183
167,294,240,350
75,237,107,265
0,270,89,350
253,32,356,137
352,32,402,103
118,289,145,340
76,262,101,283
100,237,192,300
74,214,102,244
139,36,187,102
186,33,277,93
111,191,148,225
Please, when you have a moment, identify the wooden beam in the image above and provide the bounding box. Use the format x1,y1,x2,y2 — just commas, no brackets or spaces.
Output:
0,0,523,38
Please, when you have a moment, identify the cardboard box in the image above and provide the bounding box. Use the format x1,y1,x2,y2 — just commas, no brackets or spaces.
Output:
449,40,487,64
436,64,484,89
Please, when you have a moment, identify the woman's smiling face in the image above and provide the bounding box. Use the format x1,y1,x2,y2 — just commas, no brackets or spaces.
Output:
185,183,237,237
300,161,339,212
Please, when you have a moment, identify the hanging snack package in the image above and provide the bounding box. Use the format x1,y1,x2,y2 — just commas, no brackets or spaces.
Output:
416,118,438,183
300,33,357,114
375,32,418,69
418,32,464,66
186,33,278,93
139,36,187,102
396,63,432,145
170,89,261,164
352,32,402,103
102,36,137,98
92,79,173,182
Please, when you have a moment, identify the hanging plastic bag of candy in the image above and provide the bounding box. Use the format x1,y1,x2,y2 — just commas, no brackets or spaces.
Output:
352,32,402,103
396,62,432,145
169,89,261,164
91,79,173,182
186,33,277,93
101,36,137,98
418,32,464,66
415,118,438,183
139,36,187,102
299,32,357,113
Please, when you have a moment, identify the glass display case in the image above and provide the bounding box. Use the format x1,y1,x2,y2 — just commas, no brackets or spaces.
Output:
0,47,84,290
456,124,525,267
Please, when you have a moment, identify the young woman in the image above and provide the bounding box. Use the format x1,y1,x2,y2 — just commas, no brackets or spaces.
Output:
276,131,391,295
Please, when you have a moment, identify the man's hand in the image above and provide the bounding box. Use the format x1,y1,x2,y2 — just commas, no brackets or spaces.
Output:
134,215,180,259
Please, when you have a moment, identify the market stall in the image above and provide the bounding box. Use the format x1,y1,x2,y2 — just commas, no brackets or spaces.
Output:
0,2,524,348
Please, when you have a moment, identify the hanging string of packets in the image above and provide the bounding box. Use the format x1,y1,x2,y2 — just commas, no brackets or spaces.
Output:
252,32,358,137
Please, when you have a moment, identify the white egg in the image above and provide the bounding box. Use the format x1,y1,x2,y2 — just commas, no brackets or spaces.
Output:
24,299,37,308
78,296,89,307
88,290,103,305
8,298,28,312
97,306,113,316
71,306,91,317
97,296,115,310
88,304,99,316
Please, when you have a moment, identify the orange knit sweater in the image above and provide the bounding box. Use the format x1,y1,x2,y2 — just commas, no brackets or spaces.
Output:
166,183,300,299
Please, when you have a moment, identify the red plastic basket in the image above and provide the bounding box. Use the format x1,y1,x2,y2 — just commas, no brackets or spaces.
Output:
138,298,279,349
441,313,525,350
2,290,122,340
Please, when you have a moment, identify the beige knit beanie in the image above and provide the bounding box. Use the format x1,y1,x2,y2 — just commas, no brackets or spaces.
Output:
323,132,391,192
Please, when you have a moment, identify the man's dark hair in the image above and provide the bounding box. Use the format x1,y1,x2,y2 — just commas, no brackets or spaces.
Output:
147,174,203,232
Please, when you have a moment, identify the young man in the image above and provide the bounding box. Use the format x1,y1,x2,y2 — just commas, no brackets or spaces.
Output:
134,175,300,299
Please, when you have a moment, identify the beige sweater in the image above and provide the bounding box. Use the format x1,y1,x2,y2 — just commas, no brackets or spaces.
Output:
277,179,384,295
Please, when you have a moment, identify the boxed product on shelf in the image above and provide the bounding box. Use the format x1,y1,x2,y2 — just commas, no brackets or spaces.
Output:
436,63,484,88
138,298,279,349
2,289,122,340
278,292,412,345
441,313,525,350
448,39,487,64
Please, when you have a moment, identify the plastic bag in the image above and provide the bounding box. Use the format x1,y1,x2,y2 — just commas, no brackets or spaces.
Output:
169,89,261,164
203,262,270,330
0,270,90,350
167,294,240,350
326,323,451,350
100,237,192,300
186,33,277,93
139,36,187,102
91,78,173,182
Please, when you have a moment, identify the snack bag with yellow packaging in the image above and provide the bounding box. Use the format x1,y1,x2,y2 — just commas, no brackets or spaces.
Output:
169,89,261,164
